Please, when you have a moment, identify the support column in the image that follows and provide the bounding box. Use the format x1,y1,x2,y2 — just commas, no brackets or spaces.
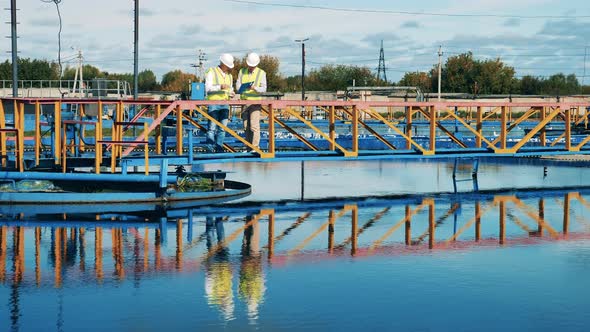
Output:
329,105,335,151
35,101,41,165
476,106,483,148
0,101,6,167
351,105,358,155
155,104,162,154
406,106,413,150
176,106,183,155
429,105,436,154
500,106,507,150
54,101,62,165
17,102,24,172
268,103,275,155
539,107,547,147
565,107,572,151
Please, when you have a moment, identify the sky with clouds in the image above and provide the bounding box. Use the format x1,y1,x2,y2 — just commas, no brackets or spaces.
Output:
1,0,589,83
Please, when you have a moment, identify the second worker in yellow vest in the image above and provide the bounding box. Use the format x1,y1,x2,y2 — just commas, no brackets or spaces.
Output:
236,53,267,151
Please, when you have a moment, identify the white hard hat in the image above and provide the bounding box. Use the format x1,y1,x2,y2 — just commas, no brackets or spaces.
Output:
246,53,260,67
219,53,235,69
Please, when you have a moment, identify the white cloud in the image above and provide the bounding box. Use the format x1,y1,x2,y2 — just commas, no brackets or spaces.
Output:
0,0,588,81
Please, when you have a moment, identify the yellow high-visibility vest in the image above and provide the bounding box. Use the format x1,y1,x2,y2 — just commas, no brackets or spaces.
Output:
206,67,232,101
239,67,265,101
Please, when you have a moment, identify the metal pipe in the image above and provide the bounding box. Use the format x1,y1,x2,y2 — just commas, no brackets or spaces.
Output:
0,171,177,183
10,0,18,98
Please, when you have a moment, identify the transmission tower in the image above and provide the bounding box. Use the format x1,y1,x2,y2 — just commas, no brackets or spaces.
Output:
377,40,387,82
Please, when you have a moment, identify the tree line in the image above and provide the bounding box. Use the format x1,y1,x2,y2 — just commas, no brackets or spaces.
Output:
1,53,588,96
398,52,588,96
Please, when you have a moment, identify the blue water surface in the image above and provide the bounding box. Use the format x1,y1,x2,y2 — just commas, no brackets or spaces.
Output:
1,160,590,331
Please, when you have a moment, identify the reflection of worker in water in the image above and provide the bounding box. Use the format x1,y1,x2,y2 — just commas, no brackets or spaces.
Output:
204,216,234,321
238,215,266,321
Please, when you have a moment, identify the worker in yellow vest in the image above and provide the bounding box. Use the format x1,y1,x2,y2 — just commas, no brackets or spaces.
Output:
236,53,267,150
205,53,235,152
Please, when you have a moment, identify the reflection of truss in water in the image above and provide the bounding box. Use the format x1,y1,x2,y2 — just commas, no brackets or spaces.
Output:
2,190,590,290
3,190,590,326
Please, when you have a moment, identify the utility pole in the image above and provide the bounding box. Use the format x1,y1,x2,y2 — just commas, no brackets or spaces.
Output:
437,45,443,101
133,0,139,99
10,0,18,97
191,49,207,82
72,49,84,97
377,40,387,82
296,38,309,101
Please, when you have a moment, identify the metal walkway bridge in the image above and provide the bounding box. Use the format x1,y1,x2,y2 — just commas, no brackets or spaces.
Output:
1,98,590,173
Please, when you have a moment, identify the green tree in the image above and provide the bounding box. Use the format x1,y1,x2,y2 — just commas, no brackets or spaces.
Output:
105,72,133,87
519,75,541,95
161,70,197,94
0,58,60,81
0,60,11,80
399,71,432,92
305,65,380,91
62,64,104,80
137,69,159,92
284,75,302,92
538,73,581,95
474,58,516,94
429,52,516,94
436,52,477,93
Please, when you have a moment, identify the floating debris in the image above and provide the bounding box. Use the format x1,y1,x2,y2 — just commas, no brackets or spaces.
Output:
0,180,62,192
177,174,221,192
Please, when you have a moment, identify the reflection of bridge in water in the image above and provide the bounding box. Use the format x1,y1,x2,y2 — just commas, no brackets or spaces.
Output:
2,189,590,281
2,189,590,323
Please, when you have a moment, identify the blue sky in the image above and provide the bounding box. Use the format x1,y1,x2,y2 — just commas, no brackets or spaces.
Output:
0,0,588,83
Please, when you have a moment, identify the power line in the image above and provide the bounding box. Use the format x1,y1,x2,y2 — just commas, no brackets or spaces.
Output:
223,0,590,19
40,0,63,77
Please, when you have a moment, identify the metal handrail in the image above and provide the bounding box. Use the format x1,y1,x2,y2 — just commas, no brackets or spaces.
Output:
0,80,132,98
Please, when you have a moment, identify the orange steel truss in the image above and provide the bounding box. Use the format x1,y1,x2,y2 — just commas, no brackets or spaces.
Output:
1,98,590,173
